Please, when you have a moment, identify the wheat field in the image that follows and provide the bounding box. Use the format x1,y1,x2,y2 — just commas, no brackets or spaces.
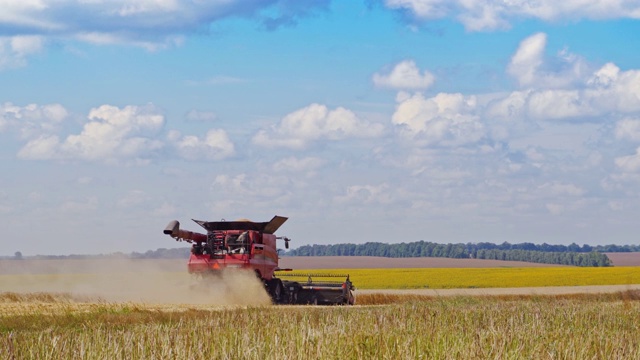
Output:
2,291,640,359
3,264,640,359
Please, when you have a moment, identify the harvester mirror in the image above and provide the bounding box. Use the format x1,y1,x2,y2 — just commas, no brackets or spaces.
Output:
277,236,291,249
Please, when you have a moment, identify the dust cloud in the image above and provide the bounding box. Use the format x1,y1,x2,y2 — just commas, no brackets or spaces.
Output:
0,259,272,306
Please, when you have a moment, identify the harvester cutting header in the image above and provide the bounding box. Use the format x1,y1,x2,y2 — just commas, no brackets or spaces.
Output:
163,216,355,305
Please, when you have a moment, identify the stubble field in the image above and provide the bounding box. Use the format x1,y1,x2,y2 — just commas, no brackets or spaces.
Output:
2,255,640,359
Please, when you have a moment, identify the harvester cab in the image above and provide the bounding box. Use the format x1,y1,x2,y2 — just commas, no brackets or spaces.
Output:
162,215,355,305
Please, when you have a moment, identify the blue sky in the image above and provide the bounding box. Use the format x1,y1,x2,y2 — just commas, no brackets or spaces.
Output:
2,0,640,255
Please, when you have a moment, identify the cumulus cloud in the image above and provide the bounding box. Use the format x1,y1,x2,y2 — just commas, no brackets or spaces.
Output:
0,35,44,70
526,90,594,120
384,0,640,31
167,128,235,161
18,104,164,163
487,35,640,122
615,147,640,173
0,0,330,52
372,60,435,90
392,92,485,146
379,31,640,187
587,63,640,114
252,103,385,149
615,118,640,141
0,102,68,137
507,33,588,89
507,33,546,87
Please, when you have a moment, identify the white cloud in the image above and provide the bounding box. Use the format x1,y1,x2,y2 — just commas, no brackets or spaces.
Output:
587,63,640,114
0,102,67,136
273,156,325,173
526,90,593,120
384,0,450,19
153,202,177,217
372,60,435,90
588,62,619,87
615,118,640,141
17,104,164,163
334,183,392,205
615,147,640,173
507,33,546,87
74,32,184,52
545,203,565,215
507,33,588,89
77,176,93,185
392,92,485,146
117,190,151,208
210,173,294,209
114,0,181,16
252,103,384,149
384,0,640,31
10,35,44,54
0,1,329,53
484,91,528,122
0,1,53,28
167,128,235,161
17,134,60,159
59,196,98,214
539,182,585,197
27,191,42,202
487,39,640,122
0,35,44,69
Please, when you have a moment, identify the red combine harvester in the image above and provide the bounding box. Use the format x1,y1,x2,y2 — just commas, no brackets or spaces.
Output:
163,215,355,305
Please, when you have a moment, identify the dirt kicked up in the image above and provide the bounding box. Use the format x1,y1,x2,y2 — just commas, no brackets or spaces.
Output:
0,259,271,306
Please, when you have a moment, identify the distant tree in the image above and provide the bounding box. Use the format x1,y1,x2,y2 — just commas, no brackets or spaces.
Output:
286,240,614,267
14,251,22,260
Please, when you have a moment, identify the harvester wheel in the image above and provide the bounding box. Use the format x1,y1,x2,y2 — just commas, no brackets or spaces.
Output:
269,279,283,304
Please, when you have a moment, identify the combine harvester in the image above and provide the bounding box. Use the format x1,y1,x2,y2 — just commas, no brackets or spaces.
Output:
163,215,355,305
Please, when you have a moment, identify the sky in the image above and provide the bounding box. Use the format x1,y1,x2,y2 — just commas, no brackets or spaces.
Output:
2,0,640,256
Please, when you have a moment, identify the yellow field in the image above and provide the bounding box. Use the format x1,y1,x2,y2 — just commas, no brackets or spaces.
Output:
3,267,640,295
283,266,640,289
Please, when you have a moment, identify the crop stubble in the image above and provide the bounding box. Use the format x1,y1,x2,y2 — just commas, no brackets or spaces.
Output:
2,292,640,359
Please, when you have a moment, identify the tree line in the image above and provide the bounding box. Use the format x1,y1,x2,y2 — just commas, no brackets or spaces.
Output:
6,241,637,266
284,241,619,267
